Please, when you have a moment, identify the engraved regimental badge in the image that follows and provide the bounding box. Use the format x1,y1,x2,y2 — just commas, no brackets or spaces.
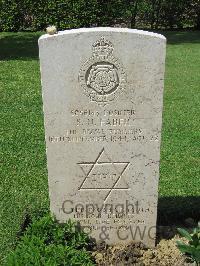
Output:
79,37,127,106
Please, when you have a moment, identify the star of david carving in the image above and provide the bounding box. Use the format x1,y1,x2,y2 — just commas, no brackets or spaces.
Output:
78,148,130,202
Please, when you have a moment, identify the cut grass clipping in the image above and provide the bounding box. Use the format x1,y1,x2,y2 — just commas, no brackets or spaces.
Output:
6,214,95,266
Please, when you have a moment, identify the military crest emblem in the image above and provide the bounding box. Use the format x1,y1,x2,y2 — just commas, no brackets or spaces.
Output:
79,37,126,106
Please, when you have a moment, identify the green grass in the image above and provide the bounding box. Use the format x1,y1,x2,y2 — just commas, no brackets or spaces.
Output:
160,31,200,196
6,215,94,266
157,31,200,223
0,32,48,264
0,31,200,264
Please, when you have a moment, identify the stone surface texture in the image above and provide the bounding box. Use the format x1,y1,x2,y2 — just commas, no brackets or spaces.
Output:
39,27,166,247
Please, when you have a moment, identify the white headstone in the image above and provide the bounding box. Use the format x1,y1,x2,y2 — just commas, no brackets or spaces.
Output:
39,28,166,247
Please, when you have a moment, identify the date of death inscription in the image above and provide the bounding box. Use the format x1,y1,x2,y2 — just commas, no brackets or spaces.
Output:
48,109,159,144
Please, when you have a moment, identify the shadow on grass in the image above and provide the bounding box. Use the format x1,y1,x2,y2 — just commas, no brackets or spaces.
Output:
157,196,200,226
154,30,200,44
0,30,200,61
0,32,43,60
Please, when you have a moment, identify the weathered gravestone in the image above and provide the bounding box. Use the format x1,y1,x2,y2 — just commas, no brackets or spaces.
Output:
39,28,166,247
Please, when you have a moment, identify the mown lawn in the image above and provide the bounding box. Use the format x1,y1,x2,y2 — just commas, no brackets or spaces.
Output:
0,31,200,264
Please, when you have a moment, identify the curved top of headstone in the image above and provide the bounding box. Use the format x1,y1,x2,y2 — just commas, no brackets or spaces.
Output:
39,25,166,248
39,27,166,42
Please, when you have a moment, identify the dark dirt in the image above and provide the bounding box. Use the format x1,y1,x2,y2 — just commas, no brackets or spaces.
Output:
91,226,196,266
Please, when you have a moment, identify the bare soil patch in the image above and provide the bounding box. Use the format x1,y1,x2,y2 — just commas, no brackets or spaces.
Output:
91,230,195,265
